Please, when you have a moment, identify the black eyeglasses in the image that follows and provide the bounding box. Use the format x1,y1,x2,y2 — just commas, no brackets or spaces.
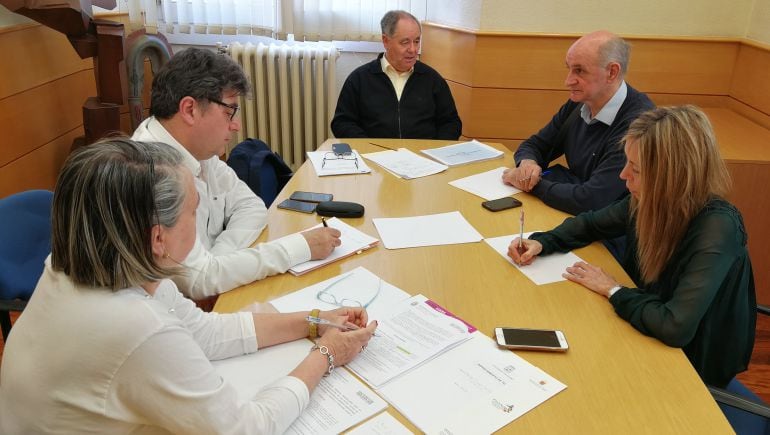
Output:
209,98,240,122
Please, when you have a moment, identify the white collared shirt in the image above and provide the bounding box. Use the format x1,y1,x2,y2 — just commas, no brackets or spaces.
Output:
580,81,628,126
381,55,414,100
132,117,311,298
0,260,309,434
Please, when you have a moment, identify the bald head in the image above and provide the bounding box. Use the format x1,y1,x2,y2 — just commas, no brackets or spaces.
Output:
570,31,630,77
564,31,629,115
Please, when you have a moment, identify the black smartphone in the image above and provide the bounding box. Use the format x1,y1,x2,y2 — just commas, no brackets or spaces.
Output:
277,198,317,214
289,191,334,203
332,142,352,156
482,197,522,212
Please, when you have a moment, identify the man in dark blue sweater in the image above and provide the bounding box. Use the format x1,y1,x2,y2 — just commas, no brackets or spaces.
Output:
331,10,462,140
503,31,654,216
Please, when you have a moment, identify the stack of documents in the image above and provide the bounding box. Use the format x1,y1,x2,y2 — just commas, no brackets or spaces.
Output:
420,139,504,166
377,332,567,434
347,294,476,388
306,150,372,176
213,340,387,434
362,148,448,179
373,211,483,249
484,232,584,285
229,268,567,434
449,166,522,200
288,218,380,276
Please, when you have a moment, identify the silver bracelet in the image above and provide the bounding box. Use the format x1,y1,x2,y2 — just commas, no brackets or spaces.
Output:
310,344,335,376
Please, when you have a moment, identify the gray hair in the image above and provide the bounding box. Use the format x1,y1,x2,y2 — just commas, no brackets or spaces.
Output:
51,137,187,290
381,10,421,38
150,47,250,119
598,36,630,76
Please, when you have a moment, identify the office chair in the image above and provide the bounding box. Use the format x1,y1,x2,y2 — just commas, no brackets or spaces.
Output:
709,304,770,435
0,190,54,342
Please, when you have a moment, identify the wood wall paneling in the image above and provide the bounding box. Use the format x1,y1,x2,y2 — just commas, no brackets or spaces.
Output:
725,97,770,130
0,24,93,99
725,161,770,305
730,44,770,117
624,39,738,95
0,70,96,167
0,127,83,198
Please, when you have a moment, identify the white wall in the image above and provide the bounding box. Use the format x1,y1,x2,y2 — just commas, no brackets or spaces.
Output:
478,0,754,37
423,0,767,41
425,0,482,30
0,5,32,27
747,0,770,44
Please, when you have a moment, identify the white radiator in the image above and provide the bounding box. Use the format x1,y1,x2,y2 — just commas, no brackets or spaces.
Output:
225,42,339,169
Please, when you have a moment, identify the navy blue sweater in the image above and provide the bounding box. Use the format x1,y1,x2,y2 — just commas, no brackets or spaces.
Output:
331,54,461,140
514,85,654,215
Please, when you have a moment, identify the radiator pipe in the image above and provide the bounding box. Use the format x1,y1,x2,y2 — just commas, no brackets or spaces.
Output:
125,30,173,132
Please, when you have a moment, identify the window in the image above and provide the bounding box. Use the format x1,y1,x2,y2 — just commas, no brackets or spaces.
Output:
126,0,427,42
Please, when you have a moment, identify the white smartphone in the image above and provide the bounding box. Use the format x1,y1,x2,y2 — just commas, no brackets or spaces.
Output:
494,327,569,352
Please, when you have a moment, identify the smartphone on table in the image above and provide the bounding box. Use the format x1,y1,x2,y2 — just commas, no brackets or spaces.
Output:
482,197,522,212
332,142,353,156
494,327,569,352
289,191,334,203
277,198,317,214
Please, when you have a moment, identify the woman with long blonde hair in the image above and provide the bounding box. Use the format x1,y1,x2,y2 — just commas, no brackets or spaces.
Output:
508,105,756,388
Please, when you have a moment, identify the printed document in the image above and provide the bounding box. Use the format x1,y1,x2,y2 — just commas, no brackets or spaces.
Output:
307,150,372,176
288,217,379,276
373,211,483,249
362,148,448,179
271,267,411,320
377,333,567,434
347,294,476,389
420,139,504,166
347,412,412,435
449,167,522,200
484,232,584,285
213,339,387,434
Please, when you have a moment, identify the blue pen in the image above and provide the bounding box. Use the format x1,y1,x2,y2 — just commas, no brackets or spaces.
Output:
542,170,552,176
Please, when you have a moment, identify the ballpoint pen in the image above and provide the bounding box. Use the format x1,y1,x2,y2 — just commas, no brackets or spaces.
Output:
518,209,525,253
368,142,397,151
322,217,328,227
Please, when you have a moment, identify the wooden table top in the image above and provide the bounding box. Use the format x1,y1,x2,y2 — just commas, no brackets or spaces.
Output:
215,138,731,434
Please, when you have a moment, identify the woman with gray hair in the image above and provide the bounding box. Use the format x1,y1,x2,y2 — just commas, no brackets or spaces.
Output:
0,138,376,434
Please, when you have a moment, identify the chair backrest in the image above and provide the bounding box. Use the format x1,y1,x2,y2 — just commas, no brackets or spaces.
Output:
0,190,54,300
226,138,293,208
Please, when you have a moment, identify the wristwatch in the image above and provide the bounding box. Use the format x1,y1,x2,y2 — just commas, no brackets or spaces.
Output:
310,344,335,376
307,308,320,338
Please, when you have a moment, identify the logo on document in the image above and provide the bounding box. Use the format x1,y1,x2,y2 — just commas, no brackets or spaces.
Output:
491,398,514,413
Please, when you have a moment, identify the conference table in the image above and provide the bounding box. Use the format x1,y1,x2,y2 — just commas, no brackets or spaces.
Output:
215,139,732,433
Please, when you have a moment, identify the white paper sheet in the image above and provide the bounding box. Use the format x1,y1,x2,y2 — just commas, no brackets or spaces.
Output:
362,148,448,179
289,217,380,275
307,150,372,176
271,267,411,321
420,139,504,166
448,167,522,200
377,333,566,435
484,232,584,285
373,211,483,249
212,340,387,434
347,294,476,389
347,412,412,435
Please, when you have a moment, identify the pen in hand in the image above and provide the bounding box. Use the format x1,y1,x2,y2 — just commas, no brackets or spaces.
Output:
306,315,359,331
518,209,525,255
322,217,328,227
